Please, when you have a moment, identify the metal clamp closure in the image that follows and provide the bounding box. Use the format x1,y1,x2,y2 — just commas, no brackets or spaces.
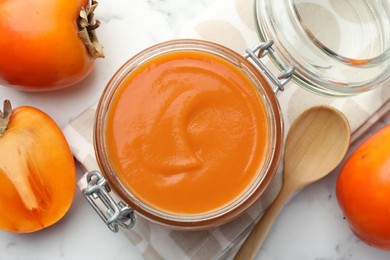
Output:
82,171,136,232
244,40,295,94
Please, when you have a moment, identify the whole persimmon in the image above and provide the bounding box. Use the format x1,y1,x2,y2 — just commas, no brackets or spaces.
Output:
0,100,76,233
0,0,104,91
336,125,390,250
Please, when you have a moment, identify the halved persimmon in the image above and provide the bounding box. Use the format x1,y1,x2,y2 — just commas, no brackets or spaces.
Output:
0,100,76,233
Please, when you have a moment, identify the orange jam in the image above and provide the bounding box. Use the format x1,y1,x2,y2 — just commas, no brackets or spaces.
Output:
105,50,269,215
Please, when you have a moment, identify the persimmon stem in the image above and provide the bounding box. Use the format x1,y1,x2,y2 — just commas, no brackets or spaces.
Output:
0,99,12,137
78,0,104,59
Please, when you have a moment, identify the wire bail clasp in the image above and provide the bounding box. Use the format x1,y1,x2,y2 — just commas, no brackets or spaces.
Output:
244,40,295,94
82,170,136,232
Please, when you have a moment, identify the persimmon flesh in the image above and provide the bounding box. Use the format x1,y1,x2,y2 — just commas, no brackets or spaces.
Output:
0,100,76,233
0,0,103,91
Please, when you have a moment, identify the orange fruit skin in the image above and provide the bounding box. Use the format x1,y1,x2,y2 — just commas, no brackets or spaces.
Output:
336,125,390,250
0,0,94,91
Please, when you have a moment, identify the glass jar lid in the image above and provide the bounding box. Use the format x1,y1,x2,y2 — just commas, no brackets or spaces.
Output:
255,0,390,96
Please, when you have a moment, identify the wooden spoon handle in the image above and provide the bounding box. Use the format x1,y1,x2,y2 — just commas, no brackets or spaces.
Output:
234,187,291,260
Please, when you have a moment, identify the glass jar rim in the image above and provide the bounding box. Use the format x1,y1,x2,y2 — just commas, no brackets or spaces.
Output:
94,39,284,229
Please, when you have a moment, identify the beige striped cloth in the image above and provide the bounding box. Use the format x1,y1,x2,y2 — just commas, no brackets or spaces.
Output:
63,0,390,258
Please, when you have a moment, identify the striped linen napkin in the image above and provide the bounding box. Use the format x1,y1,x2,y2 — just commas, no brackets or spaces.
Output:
63,0,390,258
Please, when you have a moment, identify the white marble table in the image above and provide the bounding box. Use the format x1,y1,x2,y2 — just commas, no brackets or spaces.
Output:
1,0,390,259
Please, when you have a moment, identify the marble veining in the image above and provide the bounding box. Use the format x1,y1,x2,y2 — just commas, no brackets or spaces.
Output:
146,0,214,33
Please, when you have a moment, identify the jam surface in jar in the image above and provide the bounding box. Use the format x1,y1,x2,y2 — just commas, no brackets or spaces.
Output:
105,50,270,215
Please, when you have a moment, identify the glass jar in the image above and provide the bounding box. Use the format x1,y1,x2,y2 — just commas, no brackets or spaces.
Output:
84,40,284,230
255,0,390,96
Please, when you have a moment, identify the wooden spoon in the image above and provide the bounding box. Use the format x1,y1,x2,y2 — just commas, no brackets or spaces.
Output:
234,105,351,260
